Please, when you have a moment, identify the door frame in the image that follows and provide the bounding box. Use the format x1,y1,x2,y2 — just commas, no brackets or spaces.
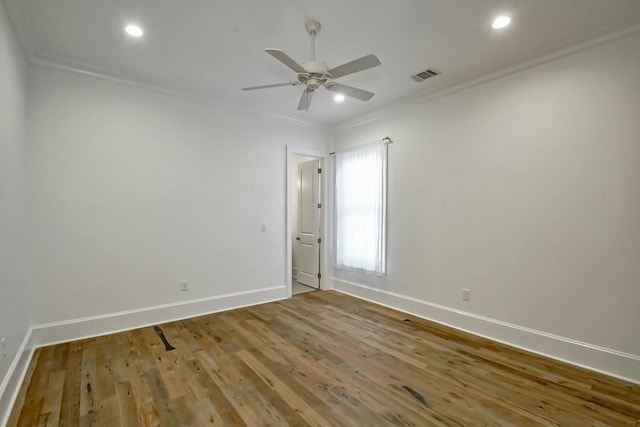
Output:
286,145,329,298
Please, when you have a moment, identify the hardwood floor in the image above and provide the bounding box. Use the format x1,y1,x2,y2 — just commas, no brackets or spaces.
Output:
9,291,640,426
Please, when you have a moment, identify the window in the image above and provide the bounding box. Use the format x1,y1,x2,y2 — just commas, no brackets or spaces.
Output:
335,142,387,275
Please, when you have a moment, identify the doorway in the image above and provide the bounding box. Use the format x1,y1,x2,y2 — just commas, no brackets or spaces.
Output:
287,147,326,297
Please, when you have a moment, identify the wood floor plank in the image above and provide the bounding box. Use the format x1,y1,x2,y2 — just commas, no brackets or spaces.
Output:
115,380,138,427
59,341,82,427
39,369,66,425
6,348,41,427
236,349,331,427
187,356,245,426
9,291,640,426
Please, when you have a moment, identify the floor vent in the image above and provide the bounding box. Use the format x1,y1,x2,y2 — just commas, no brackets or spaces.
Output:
412,68,440,82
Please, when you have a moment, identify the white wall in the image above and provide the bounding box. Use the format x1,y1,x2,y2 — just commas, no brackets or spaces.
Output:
333,31,640,379
0,0,29,416
26,66,329,325
291,154,317,278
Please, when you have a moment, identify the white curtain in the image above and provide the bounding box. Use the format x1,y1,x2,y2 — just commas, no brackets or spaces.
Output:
335,142,387,275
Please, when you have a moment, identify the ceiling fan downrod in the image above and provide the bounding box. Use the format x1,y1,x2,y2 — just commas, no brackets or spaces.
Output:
306,20,321,61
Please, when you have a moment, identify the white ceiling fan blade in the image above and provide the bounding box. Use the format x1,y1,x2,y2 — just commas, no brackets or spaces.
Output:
326,83,374,101
265,49,307,74
242,82,299,91
328,54,381,79
297,89,314,111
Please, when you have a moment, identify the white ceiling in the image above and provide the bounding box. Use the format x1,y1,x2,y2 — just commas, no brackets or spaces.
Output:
4,0,640,125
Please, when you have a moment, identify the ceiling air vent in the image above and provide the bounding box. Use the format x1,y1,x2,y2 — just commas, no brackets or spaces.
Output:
412,68,441,82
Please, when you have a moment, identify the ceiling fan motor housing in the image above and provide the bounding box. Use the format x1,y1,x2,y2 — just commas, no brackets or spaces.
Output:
297,61,332,88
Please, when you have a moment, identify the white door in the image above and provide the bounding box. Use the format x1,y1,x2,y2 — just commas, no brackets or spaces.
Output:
297,159,321,288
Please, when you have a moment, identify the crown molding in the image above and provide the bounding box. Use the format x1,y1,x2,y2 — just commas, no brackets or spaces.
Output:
333,18,640,132
29,56,332,131
2,0,330,130
5,0,639,132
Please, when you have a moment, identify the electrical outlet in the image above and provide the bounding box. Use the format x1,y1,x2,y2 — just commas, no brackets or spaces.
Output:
462,289,471,302
262,224,268,233
1,337,6,360
180,281,189,292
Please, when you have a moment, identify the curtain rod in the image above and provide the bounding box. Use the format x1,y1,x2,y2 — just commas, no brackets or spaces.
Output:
329,137,393,156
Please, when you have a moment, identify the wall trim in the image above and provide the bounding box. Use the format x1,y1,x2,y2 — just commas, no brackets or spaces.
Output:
333,20,640,131
332,278,640,384
0,329,35,427
29,286,287,348
28,56,329,131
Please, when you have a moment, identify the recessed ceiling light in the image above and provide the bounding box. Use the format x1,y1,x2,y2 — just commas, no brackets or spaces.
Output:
334,94,345,103
492,16,511,30
125,24,144,38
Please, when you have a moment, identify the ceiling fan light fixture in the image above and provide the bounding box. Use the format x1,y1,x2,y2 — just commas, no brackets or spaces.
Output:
125,24,144,38
492,16,511,30
334,94,345,103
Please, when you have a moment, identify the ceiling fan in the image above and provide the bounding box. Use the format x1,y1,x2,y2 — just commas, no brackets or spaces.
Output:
242,21,381,111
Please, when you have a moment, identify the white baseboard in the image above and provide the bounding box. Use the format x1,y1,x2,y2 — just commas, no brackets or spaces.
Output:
332,278,640,384
0,329,35,427
0,286,287,426
29,286,287,348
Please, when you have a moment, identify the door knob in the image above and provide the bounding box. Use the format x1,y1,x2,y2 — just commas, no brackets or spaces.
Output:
296,237,301,241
